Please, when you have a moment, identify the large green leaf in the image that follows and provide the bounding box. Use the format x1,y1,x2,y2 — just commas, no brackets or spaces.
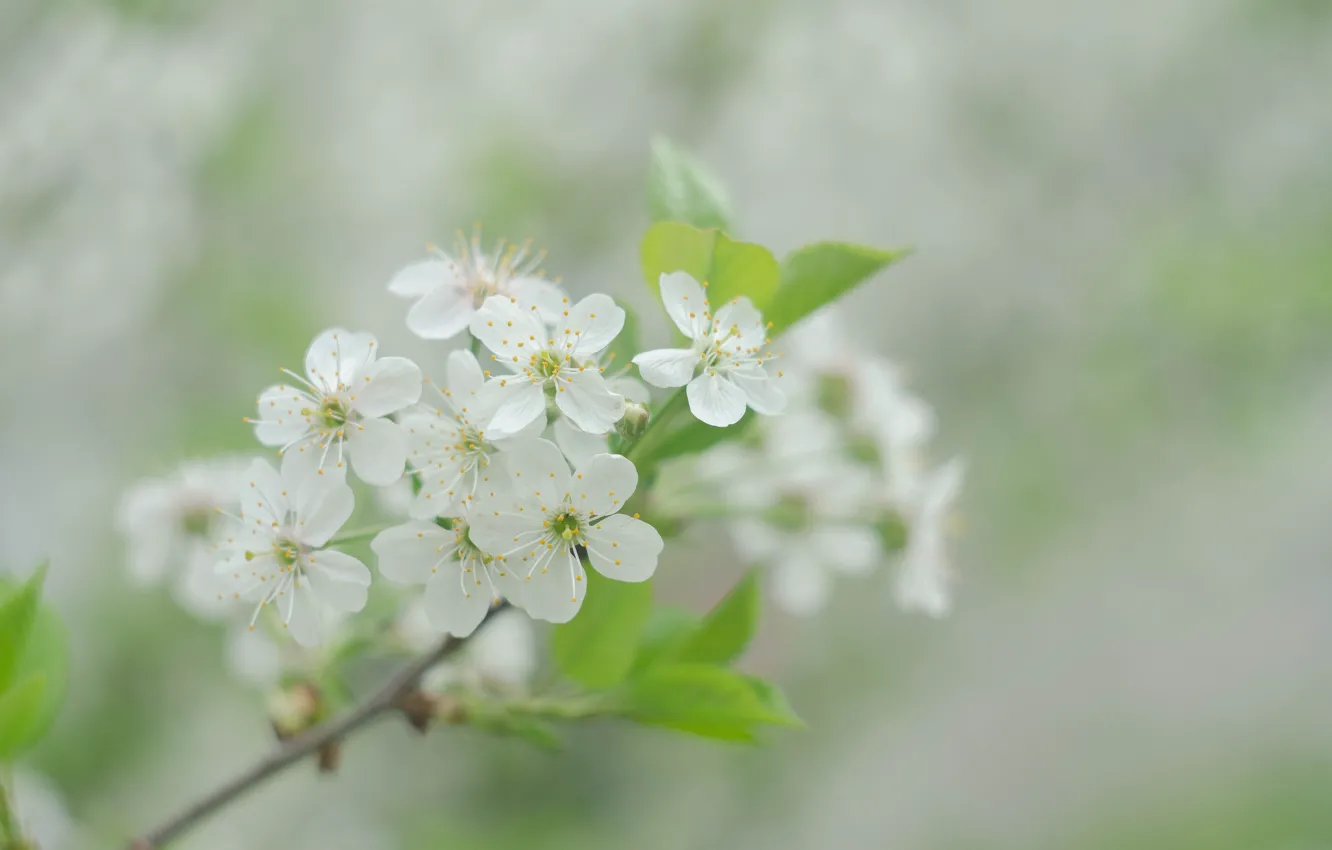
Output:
630,606,699,674
551,568,653,690
646,137,732,231
767,241,909,334
0,674,47,759
647,410,755,465
0,564,46,693
617,664,801,742
640,222,779,312
676,570,761,665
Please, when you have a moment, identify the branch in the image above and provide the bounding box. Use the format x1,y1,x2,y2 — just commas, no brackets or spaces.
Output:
127,603,508,850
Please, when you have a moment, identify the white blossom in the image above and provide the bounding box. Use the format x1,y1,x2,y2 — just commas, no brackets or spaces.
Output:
372,500,519,638
469,293,627,437
468,439,663,624
7,771,73,850
399,349,538,519
550,374,650,469
388,233,567,340
725,412,883,616
215,455,370,646
249,328,422,486
895,458,964,617
633,271,785,427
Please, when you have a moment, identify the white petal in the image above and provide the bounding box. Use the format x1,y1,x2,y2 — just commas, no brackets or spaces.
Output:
281,442,348,489
469,295,547,363
632,348,698,388
506,276,569,324
465,609,536,684
552,416,607,471
372,522,451,585
771,551,830,617
585,514,662,582
284,581,326,646
240,459,288,534
467,508,545,560
305,329,377,390
423,559,495,637
304,550,372,613
446,349,486,398
515,547,584,623
554,369,625,434
713,296,764,338
896,537,952,617
388,258,461,297
477,379,546,439
686,372,748,427
354,357,423,418
406,283,475,340
729,363,786,416
554,293,625,359
347,417,408,486
254,384,311,446
918,458,966,520
409,455,469,519
293,475,354,547
659,271,709,338
573,453,637,517
500,438,571,506
728,519,783,562
808,524,881,575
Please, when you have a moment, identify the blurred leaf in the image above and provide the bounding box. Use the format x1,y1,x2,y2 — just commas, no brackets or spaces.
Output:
641,222,779,311
767,241,909,334
0,564,46,693
552,569,653,689
676,570,761,665
646,137,732,231
0,674,47,759
603,306,640,375
11,600,67,747
743,677,804,728
630,606,699,673
617,664,800,741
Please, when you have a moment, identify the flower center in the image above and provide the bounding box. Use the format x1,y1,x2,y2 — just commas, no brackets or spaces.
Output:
303,396,353,432
534,349,564,380
452,520,489,562
548,509,585,543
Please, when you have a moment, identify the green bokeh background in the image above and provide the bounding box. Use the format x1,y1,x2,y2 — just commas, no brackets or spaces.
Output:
2,0,1331,847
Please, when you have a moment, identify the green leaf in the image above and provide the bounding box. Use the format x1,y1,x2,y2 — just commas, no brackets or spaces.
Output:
640,222,779,312
10,602,67,746
646,137,732,231
617,664,800,741
766,241,910,334
630,606,699,674
0,564,47,693
676,571,761,665
552,568,653,690
0,674,47,759
743,677,805,728
602,305,640,375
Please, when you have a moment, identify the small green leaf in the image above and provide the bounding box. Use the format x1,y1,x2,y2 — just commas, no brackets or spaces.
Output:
743,677,804,728
641,222,779,312
0,674,47,759
646,137,732,231
617,664,798,741
677,571,761,665
603,306,640,375
767,241,909,334
552,569,653,690
10,602,67,746
0,564,47,693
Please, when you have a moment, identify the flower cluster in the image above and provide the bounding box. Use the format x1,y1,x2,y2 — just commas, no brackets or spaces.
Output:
114,229,963,696
654,306,965,617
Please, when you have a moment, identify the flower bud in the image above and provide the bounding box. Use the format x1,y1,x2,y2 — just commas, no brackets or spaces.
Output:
615,402,650,442
268,682,324,741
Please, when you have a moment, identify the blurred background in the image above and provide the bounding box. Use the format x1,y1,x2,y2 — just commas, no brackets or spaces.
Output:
3,0,1332,847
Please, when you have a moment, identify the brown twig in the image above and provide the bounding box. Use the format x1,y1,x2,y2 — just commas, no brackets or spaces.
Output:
127,603,508,849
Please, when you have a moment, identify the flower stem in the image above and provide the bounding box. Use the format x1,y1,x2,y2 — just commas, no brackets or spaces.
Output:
126,603,509,849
